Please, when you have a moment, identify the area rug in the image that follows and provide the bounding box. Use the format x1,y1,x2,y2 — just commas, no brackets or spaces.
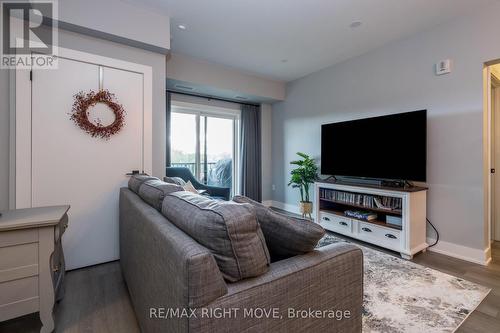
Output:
317,233,491,333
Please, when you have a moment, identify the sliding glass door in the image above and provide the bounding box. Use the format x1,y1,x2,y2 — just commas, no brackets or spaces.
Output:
170,112,197,175
201,116,234,188
170,105,239,194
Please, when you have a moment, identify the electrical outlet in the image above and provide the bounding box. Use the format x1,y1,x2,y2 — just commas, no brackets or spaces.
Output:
272,184,276,191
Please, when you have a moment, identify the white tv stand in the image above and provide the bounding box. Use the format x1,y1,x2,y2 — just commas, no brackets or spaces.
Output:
314,180,428,259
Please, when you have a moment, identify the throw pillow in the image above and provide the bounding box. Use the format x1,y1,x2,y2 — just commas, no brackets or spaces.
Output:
232,195,325,261
164,176,186,187
162,191,270,282
138,179,184,211
128,174,157,194
183,180,198,194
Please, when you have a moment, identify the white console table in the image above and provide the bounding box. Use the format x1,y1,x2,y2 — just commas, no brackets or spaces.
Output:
0,205,69,333
314,181,428,259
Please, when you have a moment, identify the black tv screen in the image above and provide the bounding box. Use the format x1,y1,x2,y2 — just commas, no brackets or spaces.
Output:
321,110,427,181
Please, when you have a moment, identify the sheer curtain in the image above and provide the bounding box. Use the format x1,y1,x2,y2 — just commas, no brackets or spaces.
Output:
239,104,262,201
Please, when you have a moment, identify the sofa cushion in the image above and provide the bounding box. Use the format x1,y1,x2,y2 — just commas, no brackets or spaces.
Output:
161,191,270,282
128,174,157,194
232,195,325,261
138,179,184,211
164,176,186,187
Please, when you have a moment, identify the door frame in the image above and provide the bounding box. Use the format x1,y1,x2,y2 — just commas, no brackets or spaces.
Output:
491,72,500,241
11,47,153,208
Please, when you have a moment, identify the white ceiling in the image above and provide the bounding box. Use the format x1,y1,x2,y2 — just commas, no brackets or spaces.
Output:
127,0,497,82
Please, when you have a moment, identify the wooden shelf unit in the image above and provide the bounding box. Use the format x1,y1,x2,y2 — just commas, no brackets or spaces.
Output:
315,181,428,259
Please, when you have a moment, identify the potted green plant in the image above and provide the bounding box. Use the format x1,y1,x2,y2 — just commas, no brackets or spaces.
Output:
288,152,318,219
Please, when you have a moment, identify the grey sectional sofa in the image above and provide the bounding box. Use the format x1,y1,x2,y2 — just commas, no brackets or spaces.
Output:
119,187,363,333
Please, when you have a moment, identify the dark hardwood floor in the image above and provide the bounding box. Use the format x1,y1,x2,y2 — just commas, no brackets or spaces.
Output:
1,239,499,333
0,262,139,333
421,241,500,333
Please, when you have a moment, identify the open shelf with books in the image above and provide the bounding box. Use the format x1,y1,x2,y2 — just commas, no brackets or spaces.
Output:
318,188,404,230
319,197,403,215
314,180,428,260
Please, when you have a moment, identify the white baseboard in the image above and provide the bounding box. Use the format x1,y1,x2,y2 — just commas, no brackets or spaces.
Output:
266,201,492,266
426,238,492,266
261,200,274,208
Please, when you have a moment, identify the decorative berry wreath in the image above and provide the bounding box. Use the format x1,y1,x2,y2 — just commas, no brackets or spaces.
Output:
69,89,126,140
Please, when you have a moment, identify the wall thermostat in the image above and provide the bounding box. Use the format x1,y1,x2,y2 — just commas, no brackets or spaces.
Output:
436,59,452,75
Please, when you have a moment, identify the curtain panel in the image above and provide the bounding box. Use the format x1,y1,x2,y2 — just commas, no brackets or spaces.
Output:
166,92,172,167
240,104,262,201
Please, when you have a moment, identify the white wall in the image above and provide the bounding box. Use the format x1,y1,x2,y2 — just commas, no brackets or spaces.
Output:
271,2,500,260
171,93,241,111
167,53,285,102
56,0,170,51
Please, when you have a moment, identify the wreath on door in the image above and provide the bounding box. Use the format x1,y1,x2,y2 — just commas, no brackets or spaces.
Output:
69,89,126,140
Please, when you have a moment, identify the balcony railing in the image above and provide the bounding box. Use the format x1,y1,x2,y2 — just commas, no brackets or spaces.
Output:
170,162,217,174
170,161,233,190
170,162,217,183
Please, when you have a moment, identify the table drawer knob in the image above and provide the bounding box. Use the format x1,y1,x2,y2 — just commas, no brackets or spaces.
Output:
361,227,372,232
385,234,397,239
339,221,348,226
323,217,330,221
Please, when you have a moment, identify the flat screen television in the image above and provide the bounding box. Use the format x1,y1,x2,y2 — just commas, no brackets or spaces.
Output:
321,110,427,181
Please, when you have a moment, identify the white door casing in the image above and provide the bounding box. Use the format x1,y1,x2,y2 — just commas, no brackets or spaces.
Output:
493,81,500,241
15,48,152,269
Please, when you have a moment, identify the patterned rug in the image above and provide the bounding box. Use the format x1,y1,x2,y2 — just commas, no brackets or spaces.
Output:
318,233,490,333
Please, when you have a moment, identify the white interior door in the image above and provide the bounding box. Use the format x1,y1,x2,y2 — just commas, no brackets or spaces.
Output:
18,50,151,270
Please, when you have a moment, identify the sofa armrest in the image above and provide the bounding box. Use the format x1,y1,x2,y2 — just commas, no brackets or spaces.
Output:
227,243,362,295
190,243,363,333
